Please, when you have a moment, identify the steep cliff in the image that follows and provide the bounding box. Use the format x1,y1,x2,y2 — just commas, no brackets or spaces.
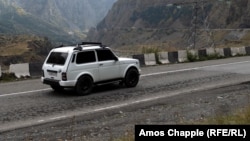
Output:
87,0,250,50
12,0,116,31
0,0,70,42
0,0,117,67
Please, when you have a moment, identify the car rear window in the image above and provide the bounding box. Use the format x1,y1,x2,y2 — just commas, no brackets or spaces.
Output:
46,52,68,65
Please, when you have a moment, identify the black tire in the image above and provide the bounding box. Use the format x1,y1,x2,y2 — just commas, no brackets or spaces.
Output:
50,85,64,92
75,75,93,95
124,68,139,88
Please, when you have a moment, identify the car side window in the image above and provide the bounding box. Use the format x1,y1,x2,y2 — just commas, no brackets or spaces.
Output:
76,51,96,64
96,49,116,61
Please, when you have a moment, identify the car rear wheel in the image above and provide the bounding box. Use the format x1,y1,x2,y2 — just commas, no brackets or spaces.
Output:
75,75,93,95
124,68,139,88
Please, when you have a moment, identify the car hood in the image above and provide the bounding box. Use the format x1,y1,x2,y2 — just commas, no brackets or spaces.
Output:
118,57,139,64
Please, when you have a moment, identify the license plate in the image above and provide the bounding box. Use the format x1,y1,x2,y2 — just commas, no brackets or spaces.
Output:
48,72,57,77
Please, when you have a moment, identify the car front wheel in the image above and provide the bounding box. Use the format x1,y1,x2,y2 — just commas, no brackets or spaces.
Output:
124,68,139,88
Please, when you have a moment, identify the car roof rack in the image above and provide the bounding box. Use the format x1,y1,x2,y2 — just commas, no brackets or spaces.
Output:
54,42,107,51
81,42,107,48
73,42,107,51
81,42,102,46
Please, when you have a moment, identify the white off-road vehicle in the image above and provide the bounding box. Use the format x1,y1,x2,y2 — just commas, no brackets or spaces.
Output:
41,42,141,95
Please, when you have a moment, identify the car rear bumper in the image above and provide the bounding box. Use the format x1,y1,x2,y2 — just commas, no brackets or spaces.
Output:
42,78,60,86
41,77,76,87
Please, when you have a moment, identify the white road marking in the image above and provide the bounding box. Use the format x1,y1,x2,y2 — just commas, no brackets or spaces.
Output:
51,116,67,120
38,120,45,123
0,88,51,97
1,60,250,98
141,60,250,77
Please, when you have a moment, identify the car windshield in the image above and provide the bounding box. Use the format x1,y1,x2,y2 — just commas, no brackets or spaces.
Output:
46,52,68,65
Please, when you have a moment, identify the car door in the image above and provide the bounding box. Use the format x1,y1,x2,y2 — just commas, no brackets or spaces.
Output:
96,49,121,81
67,50,99,83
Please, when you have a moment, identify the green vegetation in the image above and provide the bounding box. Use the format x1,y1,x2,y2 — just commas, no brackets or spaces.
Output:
205,53,223,60
0,73,16,82
187,50,199,62
186,50,223,62
0,72,31,83
141,46,161,54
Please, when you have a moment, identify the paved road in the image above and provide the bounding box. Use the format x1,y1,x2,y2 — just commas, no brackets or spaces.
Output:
1,56,250,136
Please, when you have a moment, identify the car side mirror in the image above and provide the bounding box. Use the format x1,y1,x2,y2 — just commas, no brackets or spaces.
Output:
114,56,118,61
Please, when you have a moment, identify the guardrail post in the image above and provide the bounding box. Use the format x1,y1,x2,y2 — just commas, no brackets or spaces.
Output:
223,48,232,57
132,54,146,67
178,50,188,62
29,62,43,78
0,65,1,78
9,63,30,78
245,46,250,55
168,51,178,63
158,52,169,64
144,53,156,66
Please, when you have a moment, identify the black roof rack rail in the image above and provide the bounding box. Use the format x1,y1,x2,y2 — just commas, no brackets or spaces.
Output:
81,42,102,46
55,42,107,51
81,42,107,48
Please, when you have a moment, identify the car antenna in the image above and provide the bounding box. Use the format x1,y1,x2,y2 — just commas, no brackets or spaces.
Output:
74,43,82,51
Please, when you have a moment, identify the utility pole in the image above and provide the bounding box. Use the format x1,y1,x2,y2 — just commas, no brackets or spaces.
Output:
194,1,198,49
168,0,232,49
169,0,207,49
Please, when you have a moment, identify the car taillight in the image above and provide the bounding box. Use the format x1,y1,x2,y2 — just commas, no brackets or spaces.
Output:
62,72,67,81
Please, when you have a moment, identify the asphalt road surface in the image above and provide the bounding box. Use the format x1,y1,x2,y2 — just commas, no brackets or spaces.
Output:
1,56,250,140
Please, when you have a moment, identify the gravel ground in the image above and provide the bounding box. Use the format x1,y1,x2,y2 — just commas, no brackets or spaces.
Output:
1,81,250,141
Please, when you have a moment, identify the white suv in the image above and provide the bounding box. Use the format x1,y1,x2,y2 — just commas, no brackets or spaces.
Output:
41,42,141,95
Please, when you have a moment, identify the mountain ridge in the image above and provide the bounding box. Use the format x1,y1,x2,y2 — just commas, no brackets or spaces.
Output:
0,0,117,67
0,0,117,43
87,0,250,50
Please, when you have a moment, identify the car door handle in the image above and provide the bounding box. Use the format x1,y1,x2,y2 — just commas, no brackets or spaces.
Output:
99,64,103,66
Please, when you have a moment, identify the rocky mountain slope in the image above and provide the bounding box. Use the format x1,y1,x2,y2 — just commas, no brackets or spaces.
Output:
0,35,54,68
0,0,116,43
0,0,117,67
87,0,250,51
12,0,117,32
